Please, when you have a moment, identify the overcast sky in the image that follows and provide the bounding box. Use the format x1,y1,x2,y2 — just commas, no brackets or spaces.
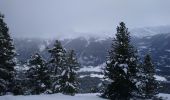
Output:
0,0,170,38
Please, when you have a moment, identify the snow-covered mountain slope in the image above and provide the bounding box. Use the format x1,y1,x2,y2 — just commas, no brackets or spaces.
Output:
77,62,167,82
130,25,170,38
15,34,170,76
13,26,170,93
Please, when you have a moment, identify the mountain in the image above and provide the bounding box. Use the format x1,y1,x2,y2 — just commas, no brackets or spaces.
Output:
130,25,170,38
13,26,170,93
14,34,170,76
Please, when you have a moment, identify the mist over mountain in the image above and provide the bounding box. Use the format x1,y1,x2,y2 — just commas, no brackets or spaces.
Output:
131,25,170,38
13,26,170,93
1,0,170,99
14,25,170,73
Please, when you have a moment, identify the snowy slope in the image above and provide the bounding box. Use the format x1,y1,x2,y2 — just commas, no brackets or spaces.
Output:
1,93,170,100
131,25,170,38
78,64,167,82
159,93,170,100
0,93,106,100
155,75,167,81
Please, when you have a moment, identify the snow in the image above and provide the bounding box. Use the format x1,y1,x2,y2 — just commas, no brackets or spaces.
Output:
90,74,104,78
131,27,158,38
154,75,167,81
78,66,101,72
123,68,128,74
16,64,29,71
79,75,89,78
165,65,170,68
85,38,90,47
0,93,106,100
165,49,170,52
118,64,128,74
63,39,72,46
39,44,46,52
61,70,66,76
114,62,118,67
79,74,104,79
106,60,111,64
54,85,60,89
119,64,128,68
135,81,141,88
78,63,105,73
45,40,51,46
158,93,170,100
139,46,147,49
94,37,109,42
130,57,136,62
156,69,161,71
41,83,45,88
1,93,170,100
15,64,168,85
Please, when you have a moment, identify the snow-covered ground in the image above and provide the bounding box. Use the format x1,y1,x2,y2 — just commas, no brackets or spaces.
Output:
154,75,167,81
78,64,167,82
1,93,170,100
0,93,106,100
78,65,102,72
159,93,170,100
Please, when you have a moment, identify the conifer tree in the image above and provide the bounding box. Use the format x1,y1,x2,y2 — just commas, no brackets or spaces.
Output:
27,53,50,94
13,63,26,95
0,13,16,95
142,54,158,99
60,50,80,96
103,22,138,100
48,40,67,93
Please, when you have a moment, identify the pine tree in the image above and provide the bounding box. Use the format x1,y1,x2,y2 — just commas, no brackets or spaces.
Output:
48,40,67,93
142,54,158,99
60,50,80,96
0,13,16,95
13,63,25,95
27,53,51,94
103,22,138,100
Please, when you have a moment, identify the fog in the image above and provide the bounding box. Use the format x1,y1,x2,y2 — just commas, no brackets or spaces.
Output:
0,0,170,38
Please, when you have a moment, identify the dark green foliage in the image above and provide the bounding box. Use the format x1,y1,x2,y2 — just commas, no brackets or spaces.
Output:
0,13,16,95
142,54,158,99
48,40,79,95
27,53,51,94
48,40,67,93
103,22,138,100
13,63,30,95
60,50,80,95
12,77,25,95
